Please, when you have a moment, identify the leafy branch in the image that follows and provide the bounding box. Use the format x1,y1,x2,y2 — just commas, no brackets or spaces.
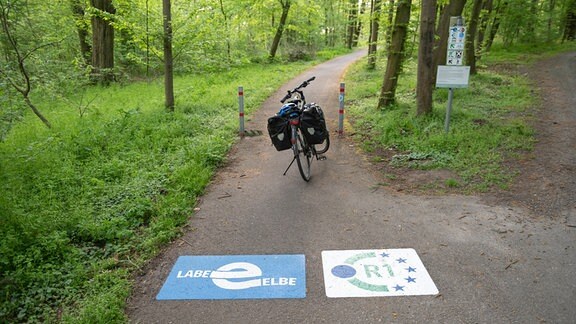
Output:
0,1,51,128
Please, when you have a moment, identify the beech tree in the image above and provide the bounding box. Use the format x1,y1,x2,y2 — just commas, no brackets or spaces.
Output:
163,0,174,111
416,0,437,115
563,0,576,41
377,0,412,108
384,0,396,51
90,0,115,83
465,0,483,74
368,0,383,69
346,0,359,48
476,0,494,60
353,0,367,47
269,0,291,59
70,0,91,66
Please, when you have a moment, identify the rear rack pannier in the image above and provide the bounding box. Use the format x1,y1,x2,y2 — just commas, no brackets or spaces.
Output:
300,104,327,145
267,116,291,151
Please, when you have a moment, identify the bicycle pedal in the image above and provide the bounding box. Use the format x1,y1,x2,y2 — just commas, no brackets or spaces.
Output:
318,155,327,161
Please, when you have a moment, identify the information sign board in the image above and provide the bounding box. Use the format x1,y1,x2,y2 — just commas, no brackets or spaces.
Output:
436,65,470,88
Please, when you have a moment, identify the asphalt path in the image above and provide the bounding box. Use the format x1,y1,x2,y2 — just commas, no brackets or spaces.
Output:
127,51,576,323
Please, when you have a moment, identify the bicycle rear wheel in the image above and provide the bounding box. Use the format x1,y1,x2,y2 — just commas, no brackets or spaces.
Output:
293,128,311,181
314,133,330,154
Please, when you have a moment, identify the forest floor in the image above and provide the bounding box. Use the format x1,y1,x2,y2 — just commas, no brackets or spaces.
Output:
127,51,576,323
488,51,576,223
365,51,576,224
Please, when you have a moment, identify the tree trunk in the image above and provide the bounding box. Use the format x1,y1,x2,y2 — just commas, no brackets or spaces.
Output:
90,0,115,84
563,0,576,42
525,0,539,40
485,0,506,52
218,0,231,62
368,0,382,69
347,0,359,48
466,0,483,74
377,0,412,108
432,0,467,84
546,0,556,42
269,0,291,59
71,0,91,66
476,0,493,60
416,0,437,116
163,0,174,111
385,0,395,52
353,0,367,47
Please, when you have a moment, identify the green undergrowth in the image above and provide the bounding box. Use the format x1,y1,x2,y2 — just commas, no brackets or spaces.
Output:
0,60,319,322
344,45,563,192
481,41,576,65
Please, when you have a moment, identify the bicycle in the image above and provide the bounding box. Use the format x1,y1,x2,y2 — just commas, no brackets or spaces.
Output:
270,76,330,181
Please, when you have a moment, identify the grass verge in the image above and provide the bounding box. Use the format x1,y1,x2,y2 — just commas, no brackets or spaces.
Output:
345,42,574,193
0,56,332,322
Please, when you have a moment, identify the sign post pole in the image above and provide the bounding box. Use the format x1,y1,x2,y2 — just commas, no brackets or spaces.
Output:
238,86,245,137
445,88,454,132
338,83,345,136
437,16,468,133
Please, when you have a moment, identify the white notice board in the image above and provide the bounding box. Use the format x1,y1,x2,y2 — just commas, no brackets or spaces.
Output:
436,65,470,88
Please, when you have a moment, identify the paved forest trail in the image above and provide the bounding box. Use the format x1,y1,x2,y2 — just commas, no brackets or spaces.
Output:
127,51,576,323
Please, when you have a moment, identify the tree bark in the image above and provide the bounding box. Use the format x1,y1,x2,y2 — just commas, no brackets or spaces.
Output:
163,0,174,111
432,0,467,84
368,0,382,69
346,0,359,48
353,0,367,47
218,0,231,62
563,0,576,42
476,0,493,60
416,0,437,115
90,0,115,84
466,0,483,74
485,0,506,52
546,0,556,42
377,0,412,108
269,0,291,59
385,0,395,52
71,0,91,66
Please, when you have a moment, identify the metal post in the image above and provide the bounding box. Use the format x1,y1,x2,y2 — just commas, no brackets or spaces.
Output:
444,88,454,133
238,86,245,137
338,82,345,136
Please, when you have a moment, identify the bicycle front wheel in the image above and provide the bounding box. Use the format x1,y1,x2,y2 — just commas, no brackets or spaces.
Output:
293,128,311,181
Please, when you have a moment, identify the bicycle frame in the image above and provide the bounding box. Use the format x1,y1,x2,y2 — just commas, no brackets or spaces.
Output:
278,76,328,181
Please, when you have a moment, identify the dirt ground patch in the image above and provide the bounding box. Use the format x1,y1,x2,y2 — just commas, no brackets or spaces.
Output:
491,52,576,221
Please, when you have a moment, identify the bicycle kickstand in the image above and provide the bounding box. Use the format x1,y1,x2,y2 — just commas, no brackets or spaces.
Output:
283,156,297,176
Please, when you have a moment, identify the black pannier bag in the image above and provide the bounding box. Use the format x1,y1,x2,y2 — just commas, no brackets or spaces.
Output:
267,115,291,151
300,104,327,145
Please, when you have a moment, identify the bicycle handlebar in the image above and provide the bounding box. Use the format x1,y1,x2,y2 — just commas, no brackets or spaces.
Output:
280,76,316,103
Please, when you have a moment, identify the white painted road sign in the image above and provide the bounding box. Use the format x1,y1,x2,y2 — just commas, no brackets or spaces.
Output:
436,65,471,88
322,249,438,298
156,255,306,300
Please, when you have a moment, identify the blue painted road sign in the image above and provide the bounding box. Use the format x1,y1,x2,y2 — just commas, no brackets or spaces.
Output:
156,255,306,300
